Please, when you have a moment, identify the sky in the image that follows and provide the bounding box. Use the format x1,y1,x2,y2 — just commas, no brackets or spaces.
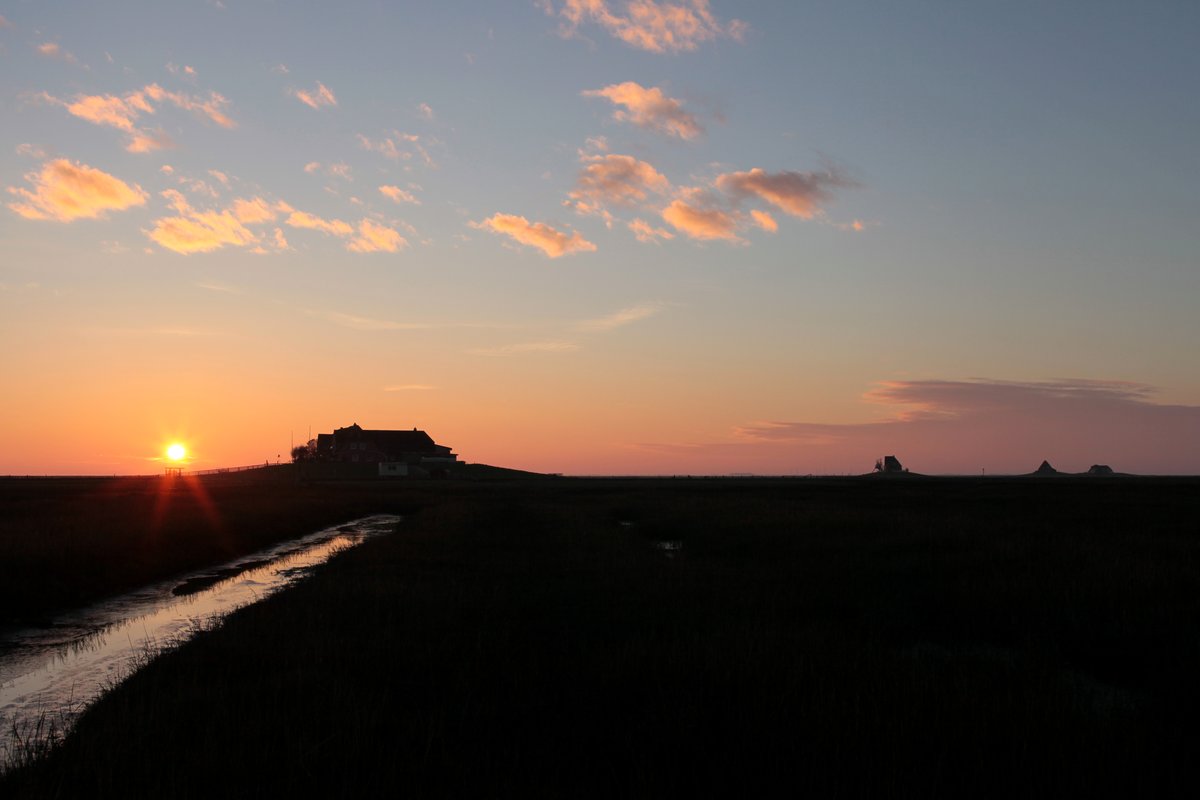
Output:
2,0,1198,476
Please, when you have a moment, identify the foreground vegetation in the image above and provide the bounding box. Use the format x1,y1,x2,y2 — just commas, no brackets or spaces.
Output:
4,476,1200,796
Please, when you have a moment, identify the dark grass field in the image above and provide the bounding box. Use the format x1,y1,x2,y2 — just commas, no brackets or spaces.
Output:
4,476,1200,797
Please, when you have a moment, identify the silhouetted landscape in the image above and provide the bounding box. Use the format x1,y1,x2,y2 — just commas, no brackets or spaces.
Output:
4,471,1200,797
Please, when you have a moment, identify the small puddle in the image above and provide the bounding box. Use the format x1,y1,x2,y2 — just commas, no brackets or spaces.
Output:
0,514,399,765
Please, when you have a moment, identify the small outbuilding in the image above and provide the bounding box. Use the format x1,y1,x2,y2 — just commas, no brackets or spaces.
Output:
874,455,905,473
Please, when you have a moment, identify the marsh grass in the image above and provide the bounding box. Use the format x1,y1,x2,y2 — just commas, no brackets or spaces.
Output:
3,477,1200,796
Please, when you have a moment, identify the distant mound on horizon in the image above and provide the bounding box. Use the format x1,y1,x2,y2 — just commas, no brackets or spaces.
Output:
1034,460,1059,475
453,462,554,480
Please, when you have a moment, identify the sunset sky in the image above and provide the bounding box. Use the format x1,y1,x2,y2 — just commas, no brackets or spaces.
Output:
2,1,1198,475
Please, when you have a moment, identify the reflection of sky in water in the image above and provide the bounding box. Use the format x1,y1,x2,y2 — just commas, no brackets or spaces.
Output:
0,515,398,762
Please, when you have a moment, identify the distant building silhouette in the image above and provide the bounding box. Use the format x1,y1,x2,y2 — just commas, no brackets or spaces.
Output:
1087,464,1114,476
874,455,905,473
314,423,457,476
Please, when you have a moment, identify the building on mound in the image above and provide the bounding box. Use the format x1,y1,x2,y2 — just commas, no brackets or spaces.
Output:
1034,460,1058,475
314,423,457,477
1087,464,1114,476
874,455,906,474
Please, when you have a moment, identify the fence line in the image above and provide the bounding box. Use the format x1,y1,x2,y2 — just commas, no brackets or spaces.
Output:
188,463,285,476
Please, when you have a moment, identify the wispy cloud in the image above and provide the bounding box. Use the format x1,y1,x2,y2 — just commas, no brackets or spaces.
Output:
716,167,856,219
379,185,420,205
291,82,337,110
628,218,674,243
8,159,147,221
36,42,81,65
541,0,747,53
583,82,701,139
357,132,436,168
195,281,243,294
417,102,434,120
473,213,596,258
466,340,580,356
305,309,432,331
578,302,664,331
16,143,48,159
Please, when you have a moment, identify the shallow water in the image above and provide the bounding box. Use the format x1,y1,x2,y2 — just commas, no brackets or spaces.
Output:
0,515,399,763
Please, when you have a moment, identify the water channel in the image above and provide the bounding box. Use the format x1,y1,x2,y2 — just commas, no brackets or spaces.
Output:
0,514,399,765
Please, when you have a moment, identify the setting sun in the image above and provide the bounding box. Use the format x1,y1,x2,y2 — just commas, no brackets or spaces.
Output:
166,444,186,462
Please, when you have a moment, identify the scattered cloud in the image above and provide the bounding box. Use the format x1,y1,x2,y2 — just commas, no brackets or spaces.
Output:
473,213,597,258
39,83,235,151
348,219,407,253
379,185,420,205
272,63,289,75
8,159,147,222
583,81,701,139
36,42,81,65
716,167,856,219
291,82,337,110
541,0,747,53
166,63,197,78
357,132,436,168
304,161,322,174
15,143,47,159
661,198,740,241
207,169,230,186
578,302,663,331
417,102,434,120
147,190,258,253
628,217,674,243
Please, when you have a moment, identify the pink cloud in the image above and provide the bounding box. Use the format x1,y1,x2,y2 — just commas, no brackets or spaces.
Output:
41,84,235,151
291,82,337,110
716,167,855,219
569,154,669,214
661,198,739,241
474,213,597,258
750,208,777,232
8,159,147,222
126,129,175,153
583,81,701,139
347,220,407,253
732,379,1200,475
543,0,747,53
